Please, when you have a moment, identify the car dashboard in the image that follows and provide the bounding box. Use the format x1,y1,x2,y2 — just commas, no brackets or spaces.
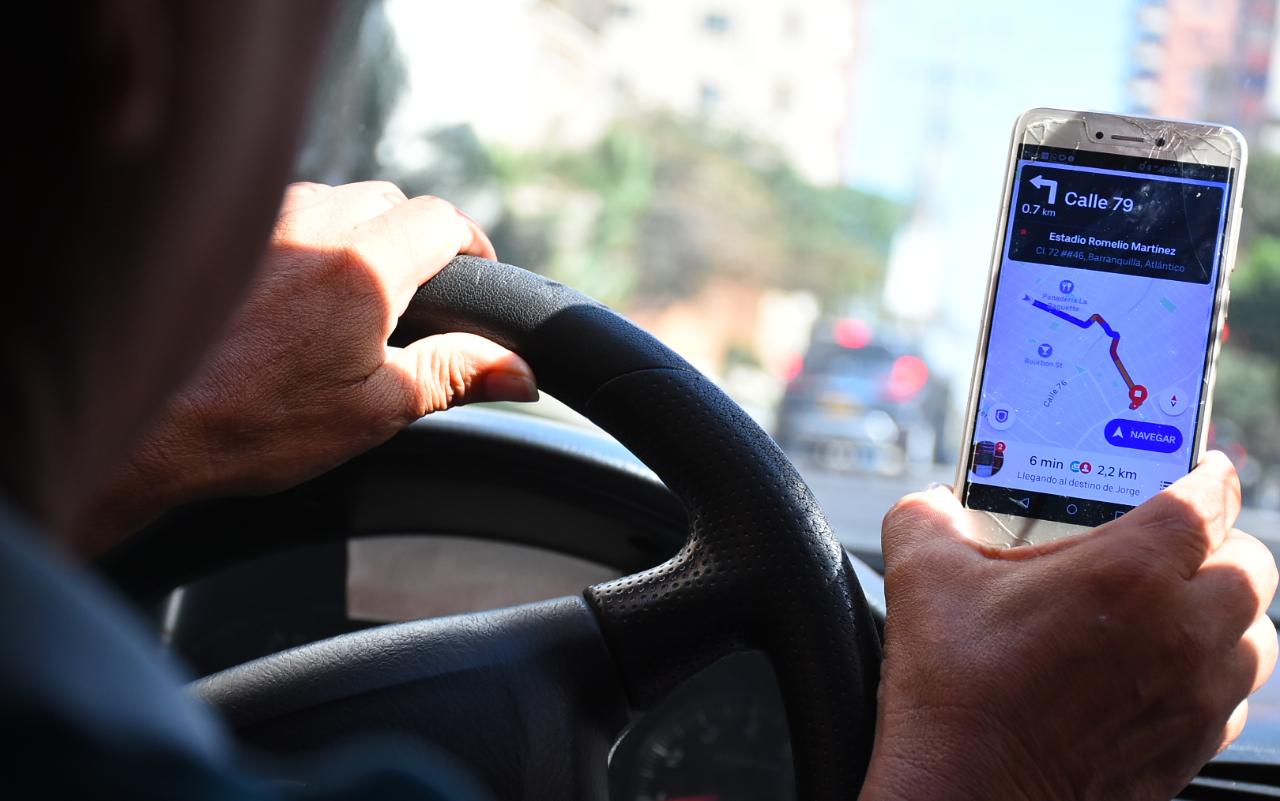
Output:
130,408,1280,801
158,533,834,801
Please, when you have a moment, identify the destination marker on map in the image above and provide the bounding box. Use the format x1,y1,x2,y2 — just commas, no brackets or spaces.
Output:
1128,384,1148,409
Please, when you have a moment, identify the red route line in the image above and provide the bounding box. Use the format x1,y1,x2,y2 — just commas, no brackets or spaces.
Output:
1093,314,1138,390
1028,297,1149,409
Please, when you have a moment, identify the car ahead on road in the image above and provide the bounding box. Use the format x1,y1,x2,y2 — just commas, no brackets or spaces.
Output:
774,319,949,475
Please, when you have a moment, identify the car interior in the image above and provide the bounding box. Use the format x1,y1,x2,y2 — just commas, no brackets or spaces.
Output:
97,257,1279,800
91,1,1280,798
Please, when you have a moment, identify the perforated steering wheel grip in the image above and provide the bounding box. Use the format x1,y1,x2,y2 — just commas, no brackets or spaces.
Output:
395,256,883,798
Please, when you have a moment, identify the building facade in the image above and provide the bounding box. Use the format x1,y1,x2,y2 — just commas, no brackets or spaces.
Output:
596,0,860,185
1128,0,1276,140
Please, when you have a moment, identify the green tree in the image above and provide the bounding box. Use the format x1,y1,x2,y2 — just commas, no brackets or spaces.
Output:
500,114,903,310
1227,233,1280,357
1212,153,1280,491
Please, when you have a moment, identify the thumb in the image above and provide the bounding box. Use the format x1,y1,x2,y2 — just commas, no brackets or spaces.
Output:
375,332,538,417
881,485,982,574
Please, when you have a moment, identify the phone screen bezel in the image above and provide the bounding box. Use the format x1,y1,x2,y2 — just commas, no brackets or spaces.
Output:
953,108,1247,548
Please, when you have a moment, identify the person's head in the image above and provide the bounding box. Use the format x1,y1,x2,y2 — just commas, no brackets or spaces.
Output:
2,2,335,537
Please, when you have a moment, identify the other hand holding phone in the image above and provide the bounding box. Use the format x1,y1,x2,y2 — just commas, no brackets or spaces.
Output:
867,451,1277,801
956,109,1245,546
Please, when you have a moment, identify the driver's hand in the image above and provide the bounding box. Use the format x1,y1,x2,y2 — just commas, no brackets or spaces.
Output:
76,182,537,552
863,451,1278,801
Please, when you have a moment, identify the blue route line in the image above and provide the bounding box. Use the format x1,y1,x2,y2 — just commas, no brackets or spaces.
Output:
1028,296,1119,339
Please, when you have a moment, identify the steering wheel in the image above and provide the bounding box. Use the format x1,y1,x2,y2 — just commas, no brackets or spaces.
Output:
103,257,882,800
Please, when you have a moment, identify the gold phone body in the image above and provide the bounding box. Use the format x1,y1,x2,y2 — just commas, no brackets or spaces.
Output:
954,108,1246,547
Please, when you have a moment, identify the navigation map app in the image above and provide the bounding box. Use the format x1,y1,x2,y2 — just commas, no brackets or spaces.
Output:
964,144,1234,526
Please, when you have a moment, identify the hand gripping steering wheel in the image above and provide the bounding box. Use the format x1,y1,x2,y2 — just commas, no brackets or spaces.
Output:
151,257,882,799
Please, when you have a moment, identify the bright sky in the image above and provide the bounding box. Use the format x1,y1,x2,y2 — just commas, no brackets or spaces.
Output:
842,0,1131,381
381,0,1133,386
845,0,1130,197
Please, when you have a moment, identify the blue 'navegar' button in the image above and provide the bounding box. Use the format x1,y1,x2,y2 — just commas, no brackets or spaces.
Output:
1104,418,1183,453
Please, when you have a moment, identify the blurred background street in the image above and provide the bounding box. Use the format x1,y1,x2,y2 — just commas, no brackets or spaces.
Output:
300,0,1280,549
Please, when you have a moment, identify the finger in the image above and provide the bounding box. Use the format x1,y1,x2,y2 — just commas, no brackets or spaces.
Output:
275,181,408,247
350,195,494,311
1103,451,1242,578
1192,529,1279,636
881,486,981,574
454,207,498,260
370,332,538,420
280,181,331,211
320,180,409,229
274,182,334,230
1237,613,1280,695
1218,699,1249,754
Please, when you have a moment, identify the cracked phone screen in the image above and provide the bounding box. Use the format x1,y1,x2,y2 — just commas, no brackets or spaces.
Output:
960,116,1239,540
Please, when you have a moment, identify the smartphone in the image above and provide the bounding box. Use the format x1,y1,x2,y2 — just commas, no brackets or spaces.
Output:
955,108,1246,547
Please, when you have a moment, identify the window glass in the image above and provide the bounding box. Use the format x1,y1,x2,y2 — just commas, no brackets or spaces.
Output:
298,0,1280,557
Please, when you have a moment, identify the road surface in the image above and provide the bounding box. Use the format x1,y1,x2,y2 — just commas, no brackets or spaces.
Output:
792,459,953,557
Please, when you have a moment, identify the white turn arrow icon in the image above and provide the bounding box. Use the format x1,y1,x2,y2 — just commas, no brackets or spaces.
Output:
1030,174,1058,204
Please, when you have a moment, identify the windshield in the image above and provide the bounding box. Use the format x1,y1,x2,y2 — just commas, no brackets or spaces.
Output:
299,1,1280,590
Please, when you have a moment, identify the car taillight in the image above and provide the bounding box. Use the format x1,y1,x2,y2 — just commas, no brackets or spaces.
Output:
834,319,871,349
884,355,929,402
782,353,804,383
